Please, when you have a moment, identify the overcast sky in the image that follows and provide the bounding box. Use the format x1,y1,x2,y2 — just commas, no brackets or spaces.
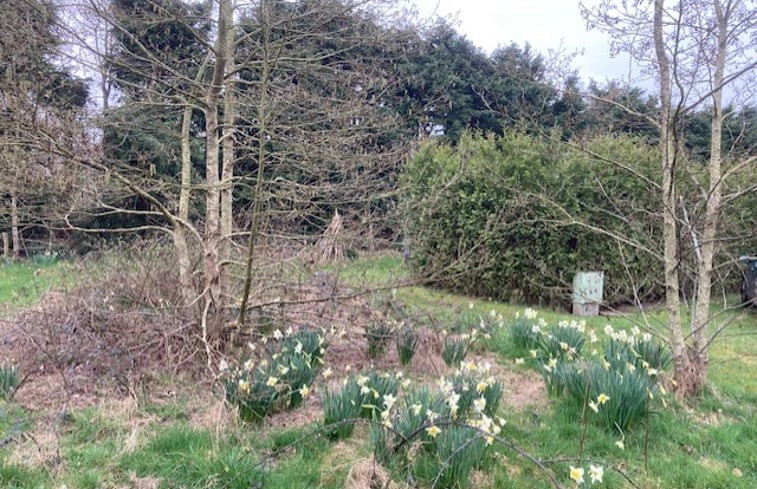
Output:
412,0,648,89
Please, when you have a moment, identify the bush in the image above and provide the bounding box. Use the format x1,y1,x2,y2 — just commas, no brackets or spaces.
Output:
401,132,663,306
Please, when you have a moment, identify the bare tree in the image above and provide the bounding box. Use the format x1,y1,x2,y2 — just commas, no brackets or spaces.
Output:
581,0,756,395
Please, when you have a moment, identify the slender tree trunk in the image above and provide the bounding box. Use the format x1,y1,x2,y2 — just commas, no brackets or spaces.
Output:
220,2,236,301
203,0,233,341
690,0,730,387
654,0,692,395
2,232,9,258
10,194,20,258
238,0,272,326
174,103,196,308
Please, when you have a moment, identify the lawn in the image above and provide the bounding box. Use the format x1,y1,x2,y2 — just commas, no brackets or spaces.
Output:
0,255,754,488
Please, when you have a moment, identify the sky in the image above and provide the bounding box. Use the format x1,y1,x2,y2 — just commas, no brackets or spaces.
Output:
411,0,648,90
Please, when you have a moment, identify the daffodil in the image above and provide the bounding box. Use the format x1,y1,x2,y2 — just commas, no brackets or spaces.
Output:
476,381,488,393
238,379,250,394
322,367,333,378
383,393,397,410
473,397,487,413
589,464,603,483
569,466,584,484
300,384,310,397
588,400,599,413
266,376,278,387
597,393,610,405
615,439,625,450
515,358,525,365
426,425,441,438
411,403,422,416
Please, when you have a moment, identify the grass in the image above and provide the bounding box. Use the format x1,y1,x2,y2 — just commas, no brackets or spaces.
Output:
0,253,755,488
0,257,68,307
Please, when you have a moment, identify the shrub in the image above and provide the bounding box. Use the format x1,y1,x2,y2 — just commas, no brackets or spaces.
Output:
442,336,469,367
396,327,420,366
365,322,393,358
401,132,663,306
0,363,19,401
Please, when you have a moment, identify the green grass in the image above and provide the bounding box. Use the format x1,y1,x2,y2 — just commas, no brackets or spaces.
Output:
0,257,67,307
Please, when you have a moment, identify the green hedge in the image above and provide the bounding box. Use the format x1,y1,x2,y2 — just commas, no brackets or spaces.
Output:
401,132,663,306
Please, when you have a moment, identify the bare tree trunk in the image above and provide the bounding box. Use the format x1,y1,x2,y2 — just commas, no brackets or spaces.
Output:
2,232,9,258
690,0,730,384
10,194,20,258
654,0,691,395
203,0,233,341
238,0,272,326
174,103,196,308
220,2,236,301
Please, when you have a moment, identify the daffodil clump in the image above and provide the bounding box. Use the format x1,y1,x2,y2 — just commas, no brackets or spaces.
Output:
322,370,403,439
368,360,505,489
442,310,502,368
395,324,420,366
365,321,394,358
220,327,327,422
509,307,545,351
510,311,670,433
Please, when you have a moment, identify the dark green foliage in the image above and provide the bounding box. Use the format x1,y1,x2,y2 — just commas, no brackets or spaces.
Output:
603,336,672,372
402,132,662,306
